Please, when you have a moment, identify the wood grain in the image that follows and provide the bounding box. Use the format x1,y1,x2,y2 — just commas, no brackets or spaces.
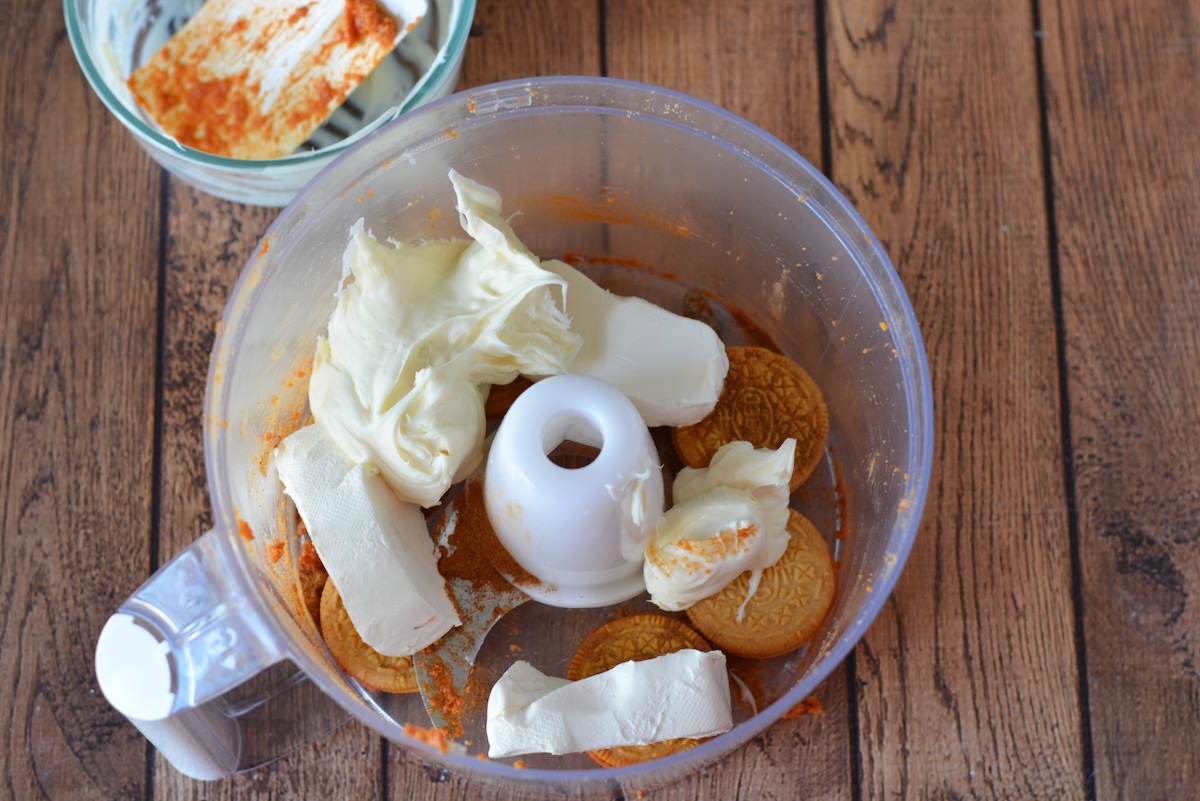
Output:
1040,0,1200,797
0,0,161,797
459,0,602,86
151,184,384,801
825,0,1087,797
606,0,823,166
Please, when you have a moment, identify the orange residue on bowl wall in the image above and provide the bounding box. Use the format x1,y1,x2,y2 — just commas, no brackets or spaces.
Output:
254,359,313,476
725,657,768,709
290,591,307,623
541,193,632,225
722,295,781,351
830,449,850,571
560,250,683,283
782,694,824,719
521,193,695,241
832,450,849,544
403,723,455,754
244,358,318,643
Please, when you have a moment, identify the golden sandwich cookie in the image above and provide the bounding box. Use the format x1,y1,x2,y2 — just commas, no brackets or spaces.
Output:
298,539,328,632
686,510,835,659
672,346,828,491
320,579,419,694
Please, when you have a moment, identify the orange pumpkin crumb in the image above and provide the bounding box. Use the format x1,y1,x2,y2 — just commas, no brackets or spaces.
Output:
782,695,823,719
403,723,453,754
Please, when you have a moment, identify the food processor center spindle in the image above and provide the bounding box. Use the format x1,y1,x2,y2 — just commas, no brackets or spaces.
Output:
483,374,665,608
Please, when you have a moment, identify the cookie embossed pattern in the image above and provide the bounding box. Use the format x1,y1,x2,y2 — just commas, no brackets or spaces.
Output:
673,346,830,492
688,511,837,659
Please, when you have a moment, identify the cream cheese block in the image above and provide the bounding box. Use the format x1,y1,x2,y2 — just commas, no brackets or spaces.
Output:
308,170,581,508
545,259,729,427
274,424,460,657
645,439,795,612
486,649,733,757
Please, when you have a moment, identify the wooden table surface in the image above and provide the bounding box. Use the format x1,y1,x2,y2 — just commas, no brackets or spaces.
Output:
4,0,1199,798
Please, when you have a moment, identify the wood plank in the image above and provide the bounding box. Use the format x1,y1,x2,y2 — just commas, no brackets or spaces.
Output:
1039,0,1200,797
459,0,602,86
600,2,848,800
151,185,383,800
825,0,1088,796
0,0,161,796
606,0,824,165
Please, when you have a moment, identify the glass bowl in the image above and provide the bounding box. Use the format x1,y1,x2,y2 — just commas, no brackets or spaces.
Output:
65,0,475,205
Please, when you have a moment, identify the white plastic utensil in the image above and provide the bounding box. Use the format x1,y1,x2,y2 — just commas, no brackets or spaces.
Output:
127,0,428,159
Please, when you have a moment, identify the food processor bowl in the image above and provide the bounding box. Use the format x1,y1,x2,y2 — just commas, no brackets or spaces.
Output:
96,77,933,796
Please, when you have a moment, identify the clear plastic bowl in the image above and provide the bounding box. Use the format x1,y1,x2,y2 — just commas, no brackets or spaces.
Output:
64,0,475,205
101,76,933,795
